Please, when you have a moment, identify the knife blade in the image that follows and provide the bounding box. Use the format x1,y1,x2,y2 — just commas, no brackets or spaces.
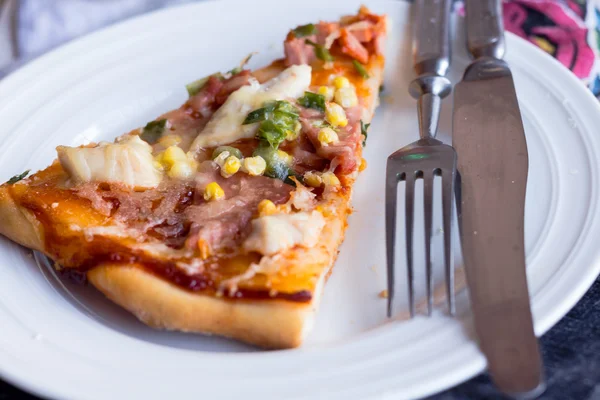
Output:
452,0,545,397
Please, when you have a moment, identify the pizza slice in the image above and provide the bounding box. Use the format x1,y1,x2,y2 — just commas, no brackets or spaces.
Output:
0,6,387,349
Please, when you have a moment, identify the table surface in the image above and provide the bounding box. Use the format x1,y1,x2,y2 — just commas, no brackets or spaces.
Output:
1,278,599,400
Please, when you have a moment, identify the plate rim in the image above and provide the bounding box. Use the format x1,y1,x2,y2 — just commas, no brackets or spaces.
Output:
0,1,599,399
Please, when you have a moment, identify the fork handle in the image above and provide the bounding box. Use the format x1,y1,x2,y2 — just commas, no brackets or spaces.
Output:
410,0,452,141
413,0,451,76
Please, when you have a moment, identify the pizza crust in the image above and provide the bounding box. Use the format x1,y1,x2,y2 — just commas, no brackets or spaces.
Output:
0,182,346,349
88,264,318,349
0,186,44,252
86,202,346,349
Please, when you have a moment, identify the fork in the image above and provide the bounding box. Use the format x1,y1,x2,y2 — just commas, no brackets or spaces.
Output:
385,0,456,317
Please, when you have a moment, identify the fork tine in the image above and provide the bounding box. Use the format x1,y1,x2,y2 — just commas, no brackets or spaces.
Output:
385,164,399,317
442,169,456,315
405,173,416,318
423,171,434,316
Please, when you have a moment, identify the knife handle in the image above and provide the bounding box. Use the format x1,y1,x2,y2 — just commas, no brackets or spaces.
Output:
465,0,505,59
413,0,451,76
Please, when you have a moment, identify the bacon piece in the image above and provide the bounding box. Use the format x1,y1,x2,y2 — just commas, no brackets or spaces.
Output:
186,172,294,252
339,28,369,64
345,20,375,42
284,32,317,66
187,76,223,112
215,70,252,106
300,106,362,174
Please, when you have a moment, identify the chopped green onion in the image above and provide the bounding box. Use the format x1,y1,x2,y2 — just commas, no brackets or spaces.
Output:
379,84,385,93
140,119,168,144
298,91,326,112
257,120,288,148
243,100,299,125
293,23,316,38
185,73,223,97
7,170,30,184
243,107,269,125
212,146,243,160
352,60,370,79
253,145,293,181
361,120,370,147
244,101,300,149
305,39,334,62
228,53,255,76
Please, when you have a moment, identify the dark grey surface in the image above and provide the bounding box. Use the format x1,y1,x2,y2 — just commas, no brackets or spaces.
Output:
1,279,599,399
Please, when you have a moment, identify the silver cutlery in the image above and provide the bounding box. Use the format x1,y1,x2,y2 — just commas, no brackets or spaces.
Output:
453,0,545,397
385,0,456,317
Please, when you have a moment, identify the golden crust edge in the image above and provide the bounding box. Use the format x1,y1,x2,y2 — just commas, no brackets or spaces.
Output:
0,185,44,251
87,213,345,350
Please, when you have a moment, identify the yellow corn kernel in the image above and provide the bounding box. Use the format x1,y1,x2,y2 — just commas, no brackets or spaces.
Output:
204,182,225,201
286,121,302,141
321,171,341,186
154,151,165,164
317,127,339,146
153,161,165,171
334,86,359,108
168,161,194,179
277,150,293,165
317,86,335,102
197,239,211,259
325,102,348,128
257,199,278,216
163,145,187,166
221,155,241,178
213,151,230,167
304,171,323,187
158,135,182,148
333,76,350,89
243,156,267,176
359,158,367,171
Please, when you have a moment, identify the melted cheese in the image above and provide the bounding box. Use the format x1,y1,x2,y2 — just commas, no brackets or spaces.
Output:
243,210,325,256
57,135,162,189
190,64,312,151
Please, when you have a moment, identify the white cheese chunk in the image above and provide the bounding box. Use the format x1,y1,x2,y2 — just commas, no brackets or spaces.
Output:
243,210,325,256
190,64,312,151
57,135,162,189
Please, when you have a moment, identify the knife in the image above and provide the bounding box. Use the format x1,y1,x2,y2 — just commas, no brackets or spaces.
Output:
452,0,545,397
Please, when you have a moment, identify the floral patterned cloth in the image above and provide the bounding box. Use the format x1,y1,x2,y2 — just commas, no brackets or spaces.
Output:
498,0,600,96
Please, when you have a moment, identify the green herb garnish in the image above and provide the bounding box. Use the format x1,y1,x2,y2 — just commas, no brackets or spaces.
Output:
352,60,370,79
228,53,255,76
361,120,370,147
257,120,289,148
212,146,243,160
298,91,326,112
185,73,223,97
379,84,385,93
305,39,334,62
243,101,300,148
253,144,293,181
141,119,168,144
7,170,30,184
293,23,316,38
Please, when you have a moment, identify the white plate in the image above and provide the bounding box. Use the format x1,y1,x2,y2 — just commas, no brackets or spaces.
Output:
0,1,599,399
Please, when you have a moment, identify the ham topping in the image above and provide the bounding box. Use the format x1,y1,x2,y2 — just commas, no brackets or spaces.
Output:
284,32,317,67
299,105,362,174
73,161,293,252
283,7,386,66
